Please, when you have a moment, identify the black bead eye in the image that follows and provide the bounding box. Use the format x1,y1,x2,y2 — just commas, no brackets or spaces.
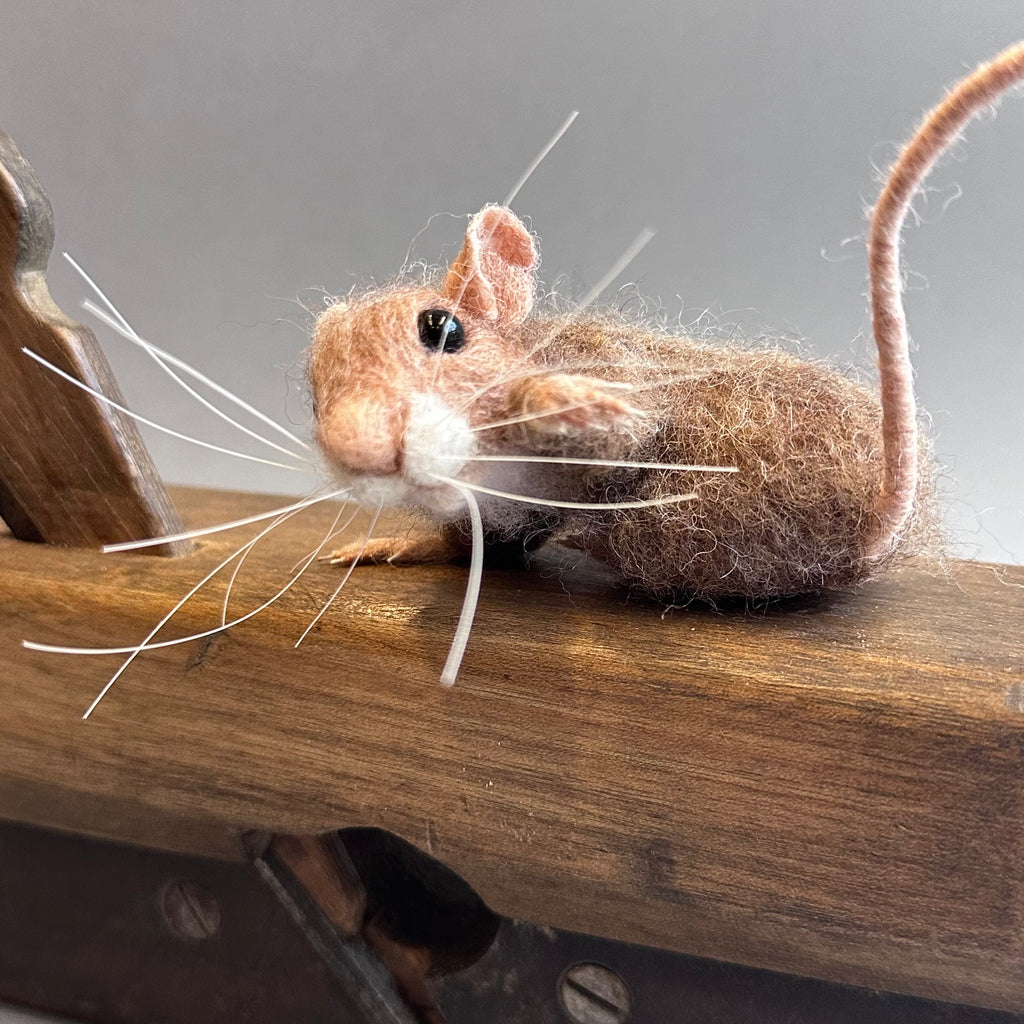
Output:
417,308,465,354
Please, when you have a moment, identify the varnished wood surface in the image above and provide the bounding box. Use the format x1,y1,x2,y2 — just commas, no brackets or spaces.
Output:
0,130,185,551
2,485,1023,1011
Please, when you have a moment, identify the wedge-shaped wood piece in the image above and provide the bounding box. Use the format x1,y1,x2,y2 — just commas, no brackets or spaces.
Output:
2,486,1023,1012
0,131,185,551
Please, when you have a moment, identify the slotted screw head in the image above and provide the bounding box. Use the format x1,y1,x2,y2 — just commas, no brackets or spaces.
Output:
161,880,221,941
558,961,630,1024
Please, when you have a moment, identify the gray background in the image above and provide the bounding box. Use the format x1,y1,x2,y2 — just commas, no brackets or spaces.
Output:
0,7,1022,1019
1,2,1023,565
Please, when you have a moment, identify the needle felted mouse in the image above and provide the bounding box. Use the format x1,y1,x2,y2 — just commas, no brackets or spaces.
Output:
22,42,1024,711
309,42,1024,606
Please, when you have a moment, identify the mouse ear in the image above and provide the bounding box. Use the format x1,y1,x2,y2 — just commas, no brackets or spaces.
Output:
443,206,537,324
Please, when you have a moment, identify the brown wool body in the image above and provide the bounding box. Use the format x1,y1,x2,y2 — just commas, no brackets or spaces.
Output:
309,42,1024,604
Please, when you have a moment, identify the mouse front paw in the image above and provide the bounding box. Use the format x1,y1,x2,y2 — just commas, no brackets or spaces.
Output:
323,531,463,567
509,374,643,438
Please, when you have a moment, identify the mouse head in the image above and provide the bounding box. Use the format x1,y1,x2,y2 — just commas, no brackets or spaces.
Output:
309,205,538,512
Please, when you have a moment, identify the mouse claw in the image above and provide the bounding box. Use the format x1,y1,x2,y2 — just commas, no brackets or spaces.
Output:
510,374,644,437
323,532,461,567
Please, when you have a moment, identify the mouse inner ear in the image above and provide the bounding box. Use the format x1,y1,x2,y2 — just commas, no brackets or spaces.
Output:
442,205,538,325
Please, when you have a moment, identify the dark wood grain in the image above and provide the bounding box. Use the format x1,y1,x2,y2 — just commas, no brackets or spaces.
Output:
2,485,1023,1012
0,130,186,551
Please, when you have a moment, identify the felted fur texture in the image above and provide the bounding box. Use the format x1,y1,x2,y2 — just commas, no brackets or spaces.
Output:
522,316,936,599
310,230,931,601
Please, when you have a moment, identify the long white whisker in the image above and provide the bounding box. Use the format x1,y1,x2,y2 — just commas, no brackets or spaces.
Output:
463,359,680,390
575,227,657,311
220,504,313,626
27,496,349,721
62,253,133,335
450,454,737,473
451,228,657,422
22,347,309,473
25,507,346,660
291,506,361,572
471,398,628,433
62,491,344,718
65,252,313,453
102,487,349,552
439,109,580,347
427,114,580,392
429,475,697,511
440,483,484,687
503,110,579,207
429,116,580,392
294,503,383,647
83,300,311,464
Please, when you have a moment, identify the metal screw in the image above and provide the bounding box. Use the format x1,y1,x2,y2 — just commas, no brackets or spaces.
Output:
160,880,221,941
557,961,631,1024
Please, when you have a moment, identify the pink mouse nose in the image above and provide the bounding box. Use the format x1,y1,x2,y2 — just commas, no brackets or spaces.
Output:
317,400,400,476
